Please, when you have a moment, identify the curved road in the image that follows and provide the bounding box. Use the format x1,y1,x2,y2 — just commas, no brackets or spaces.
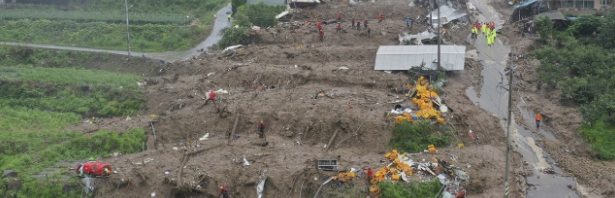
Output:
0,3,231,63
466,0,580,197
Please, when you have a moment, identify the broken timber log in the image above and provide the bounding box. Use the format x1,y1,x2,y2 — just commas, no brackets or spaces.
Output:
150,121,157,149
325,130,339,152
228,114,240,145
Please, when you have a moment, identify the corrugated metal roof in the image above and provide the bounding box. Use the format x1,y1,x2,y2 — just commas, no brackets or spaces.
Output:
247,0,286,5
374,45,466,71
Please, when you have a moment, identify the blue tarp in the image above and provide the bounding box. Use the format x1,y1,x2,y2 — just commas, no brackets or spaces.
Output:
515,0,541,9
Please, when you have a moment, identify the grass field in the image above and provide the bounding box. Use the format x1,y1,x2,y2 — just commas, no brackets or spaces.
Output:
0,0,230,52
0,47,149,197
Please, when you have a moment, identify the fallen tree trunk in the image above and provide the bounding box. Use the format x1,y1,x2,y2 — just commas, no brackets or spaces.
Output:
150,121,157,149
228,114,241,145
325,130,339,152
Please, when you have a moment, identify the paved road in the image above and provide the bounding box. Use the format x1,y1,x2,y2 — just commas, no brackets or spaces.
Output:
466,0,580,197
0,3,232,63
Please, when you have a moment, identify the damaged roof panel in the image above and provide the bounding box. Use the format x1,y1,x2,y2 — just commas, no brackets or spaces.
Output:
374,45,466,71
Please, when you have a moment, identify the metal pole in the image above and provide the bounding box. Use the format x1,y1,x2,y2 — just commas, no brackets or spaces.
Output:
437,0,441,70
125,0,131,58
504,52,514,198
430,0,433,25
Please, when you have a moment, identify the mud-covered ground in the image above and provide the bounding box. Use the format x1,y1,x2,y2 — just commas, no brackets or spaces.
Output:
57,0,615,197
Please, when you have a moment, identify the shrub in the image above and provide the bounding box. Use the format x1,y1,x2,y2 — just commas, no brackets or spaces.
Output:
580,120,615,160
218,26,249,48
390,121,450,153
378,179,442,198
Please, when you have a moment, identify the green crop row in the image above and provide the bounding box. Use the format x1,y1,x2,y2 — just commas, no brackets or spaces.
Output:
0,109,146,174
0,66,142,89
378,179,442,198
0,83,144,117
0,19,205,52
0,10,193,25
0,106,146,198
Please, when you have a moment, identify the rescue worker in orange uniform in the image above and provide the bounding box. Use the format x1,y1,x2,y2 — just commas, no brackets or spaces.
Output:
535,112,542,129
319,29,325,41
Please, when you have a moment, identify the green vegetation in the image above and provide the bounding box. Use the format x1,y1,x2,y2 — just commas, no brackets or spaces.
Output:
532,10,615,160
0,19,205,52
235,2,285,27
390,121,452,153
0,0,230,52
219,2,285,48
0,10,192,25
0,108,146,197
218,26,250,48
1,175,84,198
232,0,247,14
0,66,141,89
580,120,615,160
0,119,146,171
0,46,149,197
378,179,442,198
0,107,146,173
0,83,144,117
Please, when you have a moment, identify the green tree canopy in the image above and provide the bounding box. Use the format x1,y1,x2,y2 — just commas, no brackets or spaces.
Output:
598,10,615,49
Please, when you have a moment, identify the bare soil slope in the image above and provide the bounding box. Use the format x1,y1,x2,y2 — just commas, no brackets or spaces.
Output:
62,1,528,197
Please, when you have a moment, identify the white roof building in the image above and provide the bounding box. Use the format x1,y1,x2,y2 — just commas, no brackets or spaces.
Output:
374,45,466,71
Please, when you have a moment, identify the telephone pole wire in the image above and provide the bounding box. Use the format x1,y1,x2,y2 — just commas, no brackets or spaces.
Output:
125,0,132,59
504,51,514,198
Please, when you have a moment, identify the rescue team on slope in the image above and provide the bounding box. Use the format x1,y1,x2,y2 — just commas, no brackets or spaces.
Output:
318,11,393,41
471,20,498,46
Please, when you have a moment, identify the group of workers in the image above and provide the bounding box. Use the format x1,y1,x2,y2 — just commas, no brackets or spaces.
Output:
318,12,382,41
471,20,498,46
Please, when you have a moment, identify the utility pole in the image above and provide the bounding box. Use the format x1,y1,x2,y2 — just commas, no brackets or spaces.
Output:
429,0,433,25
437,0,441,70
504,52,514,198
125,0,131,59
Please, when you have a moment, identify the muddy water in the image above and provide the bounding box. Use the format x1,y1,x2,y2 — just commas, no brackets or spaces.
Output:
465,0,579,197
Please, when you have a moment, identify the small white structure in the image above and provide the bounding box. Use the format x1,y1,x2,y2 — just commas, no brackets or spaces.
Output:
374,45,466,71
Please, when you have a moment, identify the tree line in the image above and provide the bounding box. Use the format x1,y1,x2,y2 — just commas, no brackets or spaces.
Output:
533,10,615,160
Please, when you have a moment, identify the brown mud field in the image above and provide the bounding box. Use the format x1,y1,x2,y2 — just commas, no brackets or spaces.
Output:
59,0,614,197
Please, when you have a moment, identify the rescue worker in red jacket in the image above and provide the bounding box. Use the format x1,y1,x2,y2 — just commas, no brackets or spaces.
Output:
205,90,216,106
336,22,342,33
219,186,229,198
337,11,342,20
258,120,266,138
365,167,375,181
319,29,325,41
363,19,368,29
317,21,322,30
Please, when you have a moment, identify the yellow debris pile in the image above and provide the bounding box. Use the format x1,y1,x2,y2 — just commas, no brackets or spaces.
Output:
368,149,414,196
332,171,356,183
410,76,445,124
